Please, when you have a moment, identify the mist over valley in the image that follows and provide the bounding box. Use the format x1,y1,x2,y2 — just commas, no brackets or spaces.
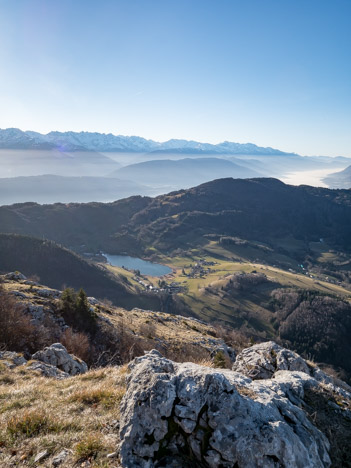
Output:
1,129,350,205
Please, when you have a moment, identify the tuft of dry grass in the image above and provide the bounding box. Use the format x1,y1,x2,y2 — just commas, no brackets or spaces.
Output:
236,385,258,399
0,374,15,385
0,362,126,467
74,433,105,460
6,410,64,438
69,385,124,409
195,358,214,368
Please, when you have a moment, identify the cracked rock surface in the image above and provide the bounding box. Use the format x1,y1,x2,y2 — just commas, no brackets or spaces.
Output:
32,343,88,376
119,349,334,468
232,341,310,379
233,341,351,398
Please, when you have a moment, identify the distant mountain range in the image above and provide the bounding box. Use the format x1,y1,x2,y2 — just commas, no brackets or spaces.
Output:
323,165,351,189
0,128,294,155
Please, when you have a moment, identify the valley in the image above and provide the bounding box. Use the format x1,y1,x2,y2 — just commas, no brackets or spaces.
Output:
2,3,351,465
102,237,351,381
2,175,351,382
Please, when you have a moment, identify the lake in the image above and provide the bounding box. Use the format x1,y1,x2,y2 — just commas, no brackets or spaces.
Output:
102,253,172,277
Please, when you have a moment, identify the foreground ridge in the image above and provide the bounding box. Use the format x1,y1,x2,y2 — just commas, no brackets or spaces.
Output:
119,345,351,468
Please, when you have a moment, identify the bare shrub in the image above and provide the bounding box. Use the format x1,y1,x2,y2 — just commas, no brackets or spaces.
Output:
60,328,91,362
0,284,62,354
119,332,147,363
212,322,250,353
165,343,210,364
27,274,40,284
93,318,147,367
0,285,36,352
138,321,157,340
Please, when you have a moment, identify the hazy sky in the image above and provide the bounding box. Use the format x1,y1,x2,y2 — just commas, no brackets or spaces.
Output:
0,0,350,156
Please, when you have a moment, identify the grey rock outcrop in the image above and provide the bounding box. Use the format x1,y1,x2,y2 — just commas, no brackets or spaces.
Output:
26,361,70,379
232,341,310,379
34,288,61,298
0,347,76,379
4,271,27,281
232,341,351,398
119,349,331,468
32,343,88,376
26,303,45,322
34,450,49,463
0,351,27,368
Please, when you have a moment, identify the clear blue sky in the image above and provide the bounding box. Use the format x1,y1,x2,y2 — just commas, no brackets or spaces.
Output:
0,0,350,156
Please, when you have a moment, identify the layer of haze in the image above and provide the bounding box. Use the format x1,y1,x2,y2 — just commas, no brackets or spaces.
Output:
0,0,350,156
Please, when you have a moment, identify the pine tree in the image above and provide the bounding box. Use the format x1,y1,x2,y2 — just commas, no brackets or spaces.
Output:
213,350,226,369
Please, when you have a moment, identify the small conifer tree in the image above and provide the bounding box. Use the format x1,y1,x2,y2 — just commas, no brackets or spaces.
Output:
213,350,226,368
60,287,96,333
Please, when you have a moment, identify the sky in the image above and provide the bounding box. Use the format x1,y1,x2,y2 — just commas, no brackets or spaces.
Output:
0,0,350,156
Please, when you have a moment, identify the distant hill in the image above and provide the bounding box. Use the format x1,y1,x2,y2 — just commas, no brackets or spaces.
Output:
108,158,262,188
0,234,162,311
0,195,151,252
109,178,351,255
1,178,351,256
0,174,153,205
0,128,294,155
2,181,351,383
323,165,351,189
0,148,120,178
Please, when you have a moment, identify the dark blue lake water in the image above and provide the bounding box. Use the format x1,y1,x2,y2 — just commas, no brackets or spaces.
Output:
102,254,172,277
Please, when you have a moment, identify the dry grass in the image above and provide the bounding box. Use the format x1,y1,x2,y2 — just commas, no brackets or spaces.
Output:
69,384,124,409
1,276,240,371
236,385,258,399
0,363,126,467
6,410,69,439
74,433,105,460
194,358,214,368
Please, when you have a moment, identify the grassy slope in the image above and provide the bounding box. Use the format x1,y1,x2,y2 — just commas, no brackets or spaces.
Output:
2,178,351,377
115,240,351,330
101,239,351,382
0,364,126,467
2,275,231,365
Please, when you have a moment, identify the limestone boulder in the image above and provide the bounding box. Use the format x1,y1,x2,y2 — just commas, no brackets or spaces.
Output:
232,341,351,398
34,288,61,298
26,361,70,379
4,271,27,281
0,351,27,368
119,349,331,468
232,341,310,379
32,343,88,376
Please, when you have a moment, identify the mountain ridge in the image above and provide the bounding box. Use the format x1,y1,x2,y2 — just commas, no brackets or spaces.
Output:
323,165,351,189
0,127,295,155
0,233,162,311
1,177,351,256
